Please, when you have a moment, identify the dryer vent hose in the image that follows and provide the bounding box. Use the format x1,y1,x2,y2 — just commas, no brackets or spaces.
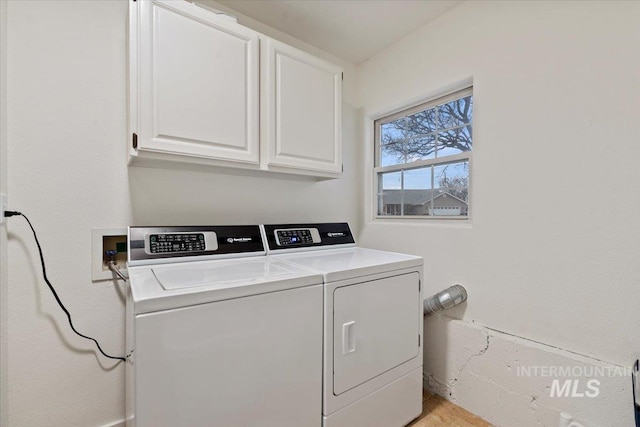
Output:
424,285,468,316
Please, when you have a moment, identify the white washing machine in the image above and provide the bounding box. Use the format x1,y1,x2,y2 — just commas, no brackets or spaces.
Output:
262,223,424,427
125,225,324,427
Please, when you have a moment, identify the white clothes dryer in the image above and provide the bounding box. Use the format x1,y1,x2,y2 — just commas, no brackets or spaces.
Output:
126,225,324,427
262,223,424,427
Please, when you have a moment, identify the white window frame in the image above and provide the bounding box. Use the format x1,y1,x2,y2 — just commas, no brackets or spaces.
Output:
373,87,473,220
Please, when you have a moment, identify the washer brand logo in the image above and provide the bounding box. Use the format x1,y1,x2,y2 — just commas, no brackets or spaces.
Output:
226,237,252,243
327,232,345,237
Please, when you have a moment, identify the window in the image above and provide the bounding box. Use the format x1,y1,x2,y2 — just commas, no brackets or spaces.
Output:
374,88,472,218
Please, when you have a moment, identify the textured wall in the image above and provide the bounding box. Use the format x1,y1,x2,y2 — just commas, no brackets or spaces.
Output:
5,1,359,425
1,1,8,426
356,1,640,425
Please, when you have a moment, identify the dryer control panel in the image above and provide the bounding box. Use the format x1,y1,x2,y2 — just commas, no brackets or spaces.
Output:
274,228,321,246
263,223,355,252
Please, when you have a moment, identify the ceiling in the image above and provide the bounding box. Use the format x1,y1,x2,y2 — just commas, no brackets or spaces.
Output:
215,0,463,64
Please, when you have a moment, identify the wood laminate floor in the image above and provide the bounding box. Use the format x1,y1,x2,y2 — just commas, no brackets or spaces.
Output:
407,391,493,427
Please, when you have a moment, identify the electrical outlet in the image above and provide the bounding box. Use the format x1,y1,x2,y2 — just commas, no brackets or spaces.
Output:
92,228,128,281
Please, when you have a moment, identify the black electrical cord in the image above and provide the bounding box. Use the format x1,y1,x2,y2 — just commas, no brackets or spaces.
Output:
5,210,126,362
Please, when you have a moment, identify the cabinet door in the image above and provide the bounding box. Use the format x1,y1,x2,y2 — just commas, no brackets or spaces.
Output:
132,0,259,165
333,273,420,395
261,38,342,177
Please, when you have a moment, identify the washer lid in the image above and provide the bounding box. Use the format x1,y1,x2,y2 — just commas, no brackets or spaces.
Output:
152,259,295,290
128,257,323,314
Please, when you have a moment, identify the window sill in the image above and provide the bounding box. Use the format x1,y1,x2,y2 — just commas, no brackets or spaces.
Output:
371,215,472,229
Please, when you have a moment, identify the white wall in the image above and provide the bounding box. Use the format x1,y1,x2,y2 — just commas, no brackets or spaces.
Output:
356,1,640,425
8,0,639,425
1,1,8,425
197,0,358,105
5,1,359,426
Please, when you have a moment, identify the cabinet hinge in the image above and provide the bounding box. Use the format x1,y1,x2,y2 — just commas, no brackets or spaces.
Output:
132,133,138,150
419,279,421,292
418,335,421,347
341,72,344,81
342,164,344,173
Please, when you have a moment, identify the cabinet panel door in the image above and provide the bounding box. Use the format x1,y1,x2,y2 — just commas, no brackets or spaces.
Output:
333,273,420,395
135,0,259,164
262,38,342,175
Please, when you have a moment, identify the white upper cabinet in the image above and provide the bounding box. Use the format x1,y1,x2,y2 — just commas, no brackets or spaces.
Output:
261,38,343,177
128,0,343,178
129,0,260,167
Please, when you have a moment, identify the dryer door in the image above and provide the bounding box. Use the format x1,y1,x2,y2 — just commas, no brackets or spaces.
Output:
333,272,420,395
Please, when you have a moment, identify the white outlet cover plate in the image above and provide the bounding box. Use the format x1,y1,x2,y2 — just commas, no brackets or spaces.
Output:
92,228,127,282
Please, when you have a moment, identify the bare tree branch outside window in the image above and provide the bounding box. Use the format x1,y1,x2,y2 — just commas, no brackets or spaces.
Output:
381,96,472,163
376,90,473,217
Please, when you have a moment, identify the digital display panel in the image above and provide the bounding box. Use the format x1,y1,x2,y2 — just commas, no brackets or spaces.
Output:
276,229,313,246
149,233,206,254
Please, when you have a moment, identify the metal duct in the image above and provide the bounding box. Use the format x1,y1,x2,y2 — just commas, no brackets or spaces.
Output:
423,284,468,316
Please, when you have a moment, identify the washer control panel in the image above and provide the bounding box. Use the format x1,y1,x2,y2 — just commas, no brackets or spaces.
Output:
146,232,217,254
129,225,264,266
274,228,321,246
